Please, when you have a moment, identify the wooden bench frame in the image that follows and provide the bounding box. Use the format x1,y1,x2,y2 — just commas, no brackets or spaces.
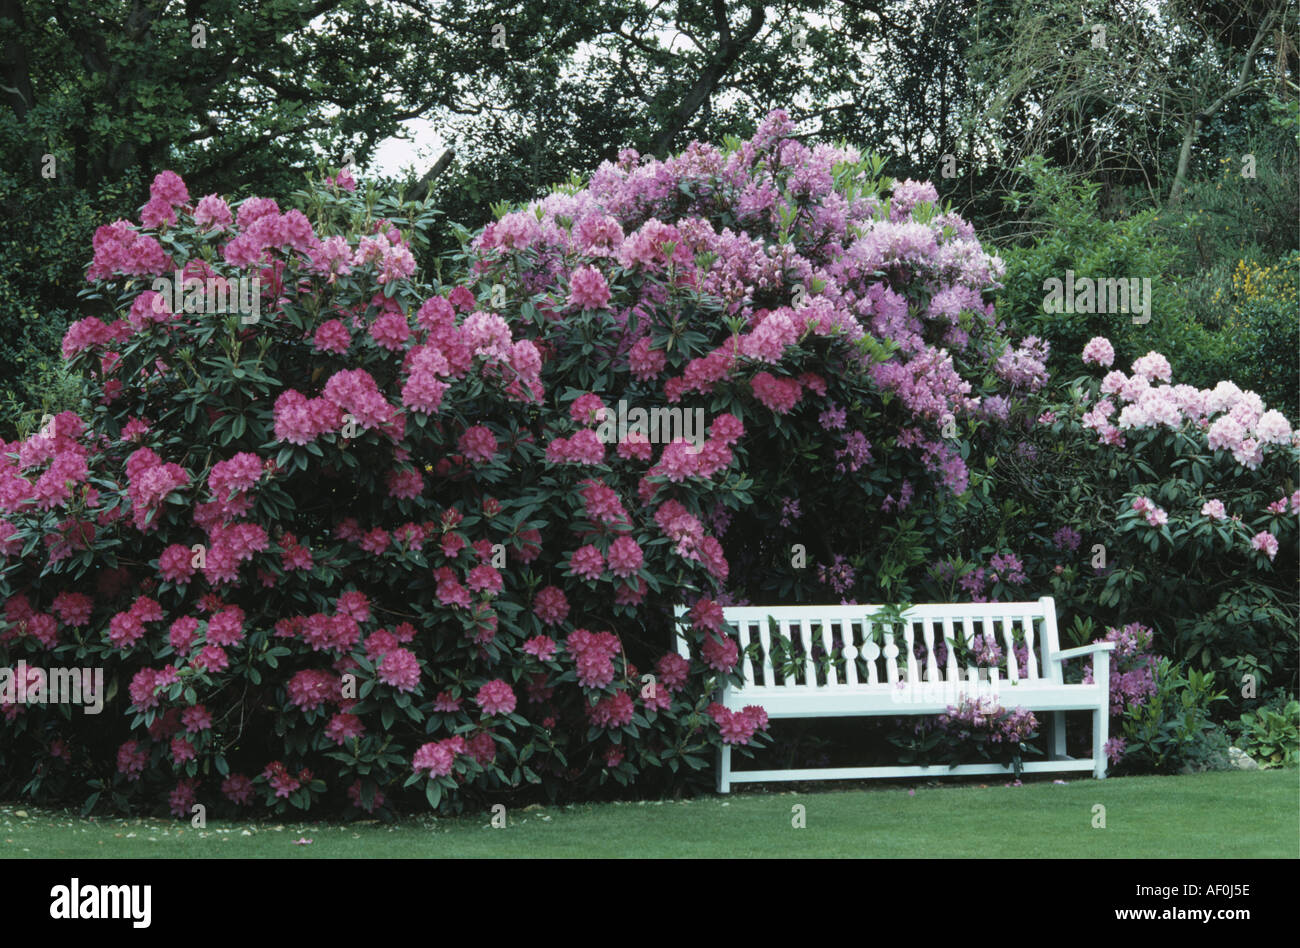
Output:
675,597,1115,793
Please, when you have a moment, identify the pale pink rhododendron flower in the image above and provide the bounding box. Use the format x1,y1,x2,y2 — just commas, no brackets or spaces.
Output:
1081,336,1115,367
1251,531,1279,560
1201,500,1227,520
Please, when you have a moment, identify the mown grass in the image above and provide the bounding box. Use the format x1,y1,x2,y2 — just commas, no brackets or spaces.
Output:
3,770,1295,858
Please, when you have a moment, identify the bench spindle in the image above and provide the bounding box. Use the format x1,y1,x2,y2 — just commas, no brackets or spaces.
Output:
757,618,775,688
883,627,899,685
1000,615,1019,684
903,622,918,687
1022,615,1039,680
842,622,860,687
922,622,939,683
821,620,839,686
739,619,756,687
942,616,959,683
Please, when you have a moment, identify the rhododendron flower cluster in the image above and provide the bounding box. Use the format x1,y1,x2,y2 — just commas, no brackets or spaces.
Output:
1081,623,1160,720
1081,340,1293,468
1071,338,1298,572
708,703,769,745
935,696,1038,747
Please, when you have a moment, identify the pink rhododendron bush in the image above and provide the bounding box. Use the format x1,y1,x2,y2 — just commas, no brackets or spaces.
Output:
1,111,1043,816
459,109,1036,611
1,170,762,817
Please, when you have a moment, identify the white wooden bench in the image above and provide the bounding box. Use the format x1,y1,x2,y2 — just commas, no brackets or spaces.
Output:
674,597,1114,793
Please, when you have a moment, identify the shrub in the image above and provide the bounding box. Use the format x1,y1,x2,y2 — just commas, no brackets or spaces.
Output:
0,164,764,817
2,112,1034,816
1210,253,1299,413
913,335,1299,717
1114,658,1230,774
889,697,1041,778
0,172,144,438
1232,698,1300,768
453,114,1044,610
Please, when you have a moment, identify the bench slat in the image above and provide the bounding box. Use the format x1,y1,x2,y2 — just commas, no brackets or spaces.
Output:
922,621,939,684
942,616,959,683
798,618,815,687
738,618,755,687
842,621,860,687
821,620,838,687
1022,615,1040,680
757,617,774,688
783,618,802,689
862,620,878,685
723,759,1098,784
883,627,899,685
961,615,977,686
1001,614,1019,684
903,621,917,687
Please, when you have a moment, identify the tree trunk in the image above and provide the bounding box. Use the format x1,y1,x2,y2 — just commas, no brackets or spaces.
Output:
1166,2,1280,208
649,1,765,158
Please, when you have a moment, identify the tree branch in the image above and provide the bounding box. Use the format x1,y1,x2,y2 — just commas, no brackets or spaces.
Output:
1167,1,1282,206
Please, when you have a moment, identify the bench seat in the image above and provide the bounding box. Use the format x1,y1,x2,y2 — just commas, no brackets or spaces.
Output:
675,597,1114,792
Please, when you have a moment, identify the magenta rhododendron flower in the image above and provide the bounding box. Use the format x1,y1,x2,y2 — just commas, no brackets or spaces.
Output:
568,265,612,309
588,691,635,728
475,679,517,716
158,543,196,583
531,586,569,625
377,647,421,692
701,633,739,672
150,170,190,207
568,544,605,581
313,319,352,354
288,669,340,710
458,425,498,463
522,635,557,661
688,597,725,633
607,536,644,578
750,371,802,414
181,705,212,732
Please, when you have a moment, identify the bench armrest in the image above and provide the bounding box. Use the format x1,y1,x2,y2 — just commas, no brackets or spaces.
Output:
1052,642,1117,662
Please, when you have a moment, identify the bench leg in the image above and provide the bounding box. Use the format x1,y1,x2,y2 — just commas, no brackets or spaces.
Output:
1092,705,1109,779
716,743,732,794
1049,711,1066,760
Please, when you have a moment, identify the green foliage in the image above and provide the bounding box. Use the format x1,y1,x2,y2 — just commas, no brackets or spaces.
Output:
1206,253,1299,413
1157,117,1300,276
1119,659,1230,773
1150,114,1299,412
1232,698,1300,768
996,157,1221,387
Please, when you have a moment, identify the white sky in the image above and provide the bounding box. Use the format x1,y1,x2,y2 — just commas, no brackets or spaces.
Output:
369,118,446,179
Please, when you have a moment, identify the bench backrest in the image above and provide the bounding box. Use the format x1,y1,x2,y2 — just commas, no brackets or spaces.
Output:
674,598,1064,689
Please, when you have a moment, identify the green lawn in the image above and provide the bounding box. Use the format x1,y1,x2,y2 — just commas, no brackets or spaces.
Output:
3,770,1296,858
